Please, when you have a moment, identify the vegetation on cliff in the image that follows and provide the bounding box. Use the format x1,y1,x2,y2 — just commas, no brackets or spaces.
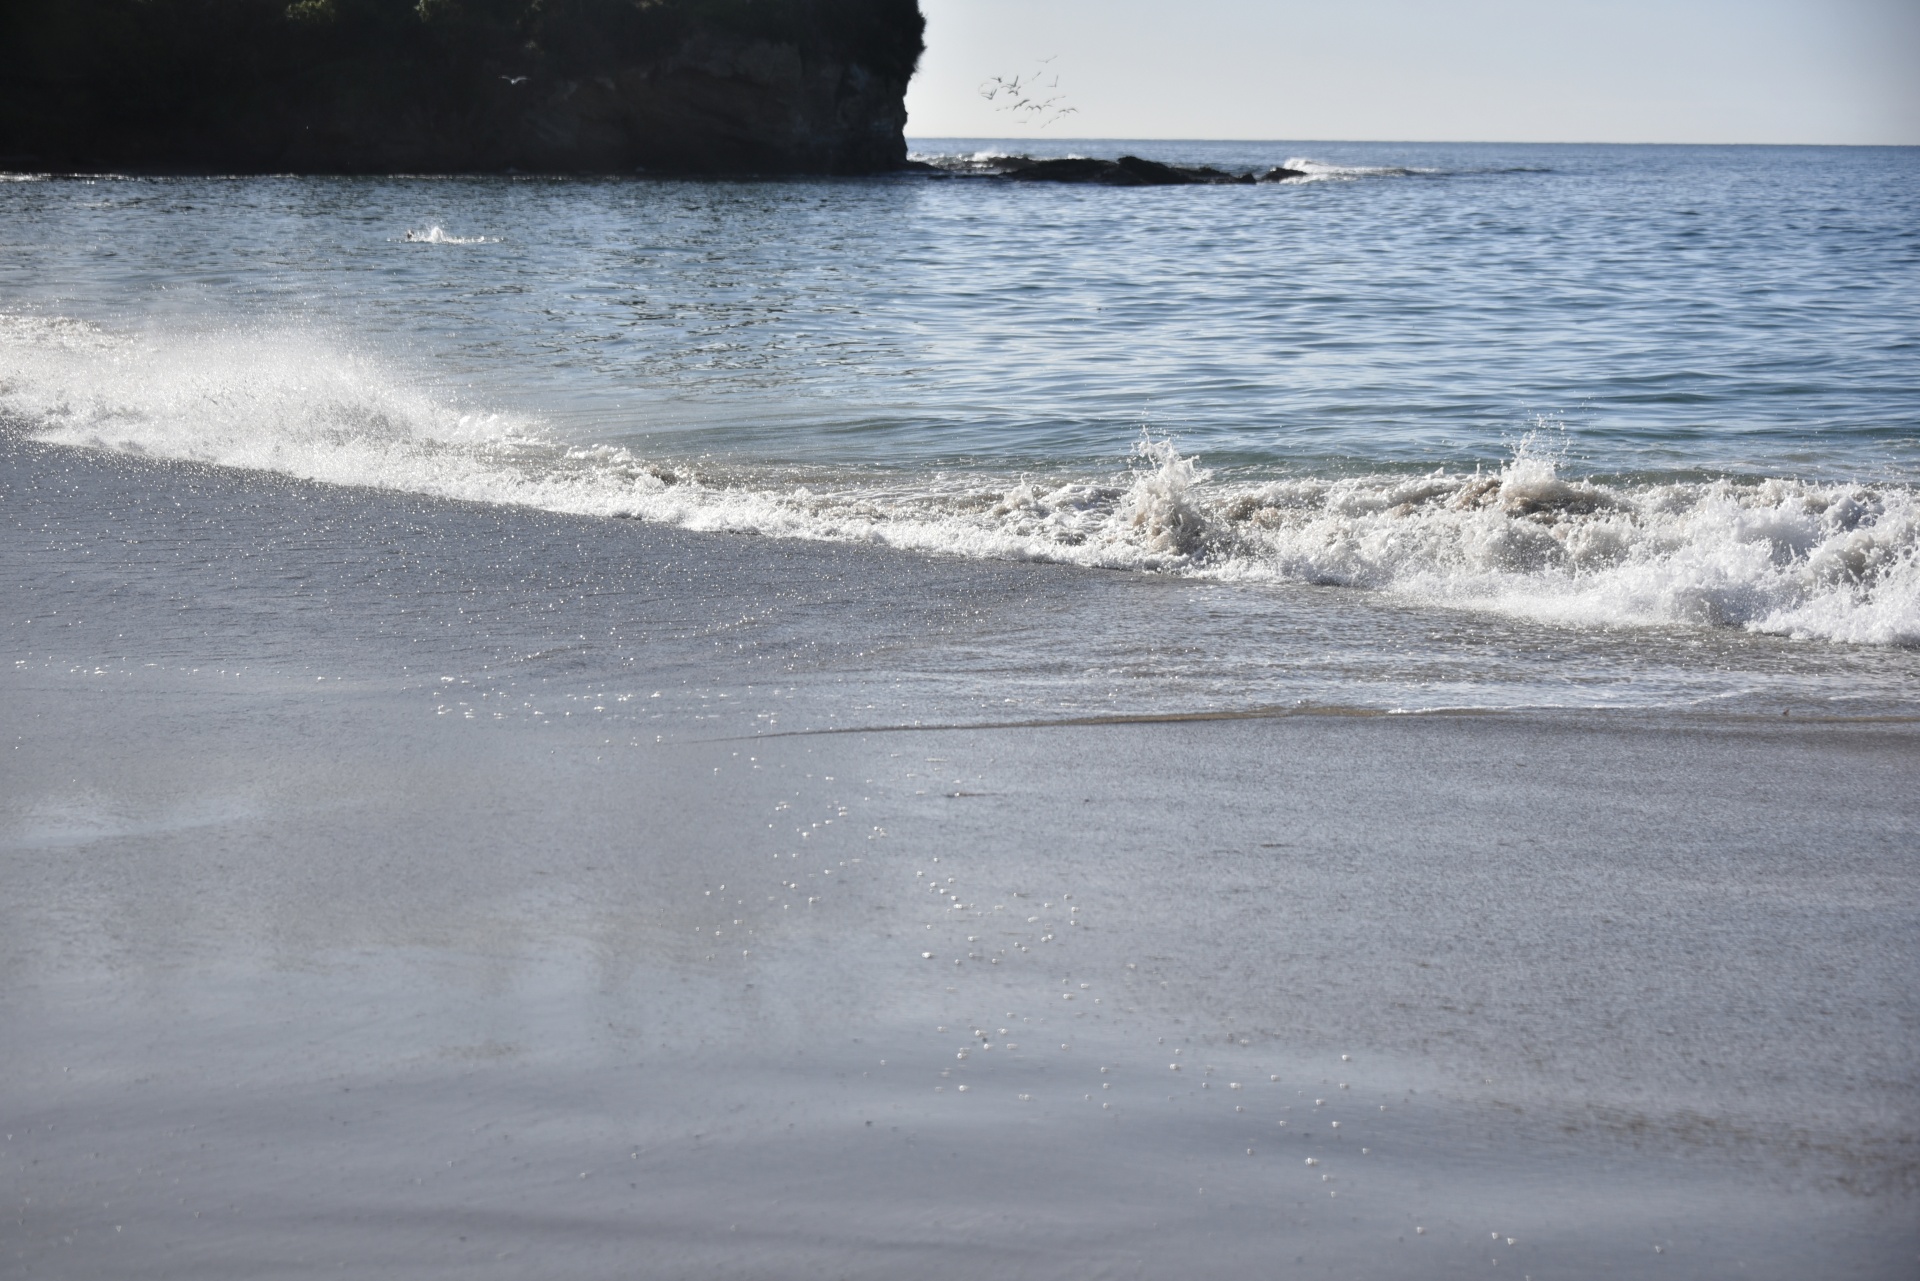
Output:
0,0,926,173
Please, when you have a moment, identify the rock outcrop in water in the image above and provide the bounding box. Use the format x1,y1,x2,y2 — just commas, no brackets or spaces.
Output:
0,0,924,174
995,156,1307,186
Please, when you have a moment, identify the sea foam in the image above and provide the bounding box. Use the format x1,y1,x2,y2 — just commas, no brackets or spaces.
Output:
401,226,494,244
1276,157,1427,182
4,316,1914,647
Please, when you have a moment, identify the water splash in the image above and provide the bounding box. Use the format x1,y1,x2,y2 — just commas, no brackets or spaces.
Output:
4,315,1914,647
401,226,494,245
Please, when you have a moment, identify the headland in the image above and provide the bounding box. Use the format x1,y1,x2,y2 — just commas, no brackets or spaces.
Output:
0,0,925,174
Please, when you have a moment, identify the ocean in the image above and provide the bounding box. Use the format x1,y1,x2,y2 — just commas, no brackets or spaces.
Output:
2,143,1916,1278
4,141,1918,712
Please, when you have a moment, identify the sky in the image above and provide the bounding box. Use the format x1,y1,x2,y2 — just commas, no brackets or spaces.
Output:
903,0,1920,144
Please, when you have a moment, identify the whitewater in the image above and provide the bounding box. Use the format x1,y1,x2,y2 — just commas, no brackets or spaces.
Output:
3,312,1914,648
3,141,1917,714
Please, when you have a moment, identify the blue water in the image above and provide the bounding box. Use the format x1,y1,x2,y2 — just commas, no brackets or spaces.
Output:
2,141,1918,653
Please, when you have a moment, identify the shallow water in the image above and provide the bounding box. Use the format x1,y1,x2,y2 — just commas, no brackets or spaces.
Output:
3,439,1915,1278
2,142,1917,676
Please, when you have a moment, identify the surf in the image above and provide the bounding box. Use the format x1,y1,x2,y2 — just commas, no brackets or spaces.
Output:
5,314,1914,648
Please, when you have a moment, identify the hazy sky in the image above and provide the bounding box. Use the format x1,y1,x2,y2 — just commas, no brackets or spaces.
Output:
904,0,1920,144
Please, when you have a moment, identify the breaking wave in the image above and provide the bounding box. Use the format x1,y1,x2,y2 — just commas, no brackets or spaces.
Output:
3,315,1914,647
1275,157,1429,181
401,225,495,244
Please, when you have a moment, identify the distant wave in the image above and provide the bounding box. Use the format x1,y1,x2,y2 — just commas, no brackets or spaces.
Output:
400,225,495,244
1275,157,1432,181
4,315,1914,647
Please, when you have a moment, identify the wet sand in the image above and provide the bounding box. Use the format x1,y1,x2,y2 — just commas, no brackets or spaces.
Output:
4,438,1917,1278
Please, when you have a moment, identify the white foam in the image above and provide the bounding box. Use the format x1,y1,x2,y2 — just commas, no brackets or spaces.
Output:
1279,157,1425,182
3,316,1913,647
401,226,494,244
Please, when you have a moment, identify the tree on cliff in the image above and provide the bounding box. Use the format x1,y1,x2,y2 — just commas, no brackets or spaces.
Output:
0,0,926,173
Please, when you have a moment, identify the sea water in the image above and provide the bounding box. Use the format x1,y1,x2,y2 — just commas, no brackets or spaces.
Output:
2,142,1916,712
4,143,1918,1279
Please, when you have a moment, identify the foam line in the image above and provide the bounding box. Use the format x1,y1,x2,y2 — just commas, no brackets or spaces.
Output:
5,314,1915,647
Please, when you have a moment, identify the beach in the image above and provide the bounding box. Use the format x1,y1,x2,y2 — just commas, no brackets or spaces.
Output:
4,434,1915,1277
3,138,1918,1276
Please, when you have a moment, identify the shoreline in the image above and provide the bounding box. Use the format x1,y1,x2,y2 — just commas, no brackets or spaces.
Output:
4,423,1916,705
718,704,1920,743
5,437,1917,1276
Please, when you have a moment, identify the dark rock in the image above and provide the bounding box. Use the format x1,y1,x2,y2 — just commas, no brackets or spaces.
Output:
1000,157,1126,184
1258,166,1308,182
1000,154,1254,187
0,0,926,175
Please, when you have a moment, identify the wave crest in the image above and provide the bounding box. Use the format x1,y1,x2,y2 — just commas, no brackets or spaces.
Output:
1210,453,1917,644
401,226,494,244
3,317,1914,647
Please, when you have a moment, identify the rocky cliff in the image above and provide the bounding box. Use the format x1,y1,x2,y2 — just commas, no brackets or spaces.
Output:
0,0,925,174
